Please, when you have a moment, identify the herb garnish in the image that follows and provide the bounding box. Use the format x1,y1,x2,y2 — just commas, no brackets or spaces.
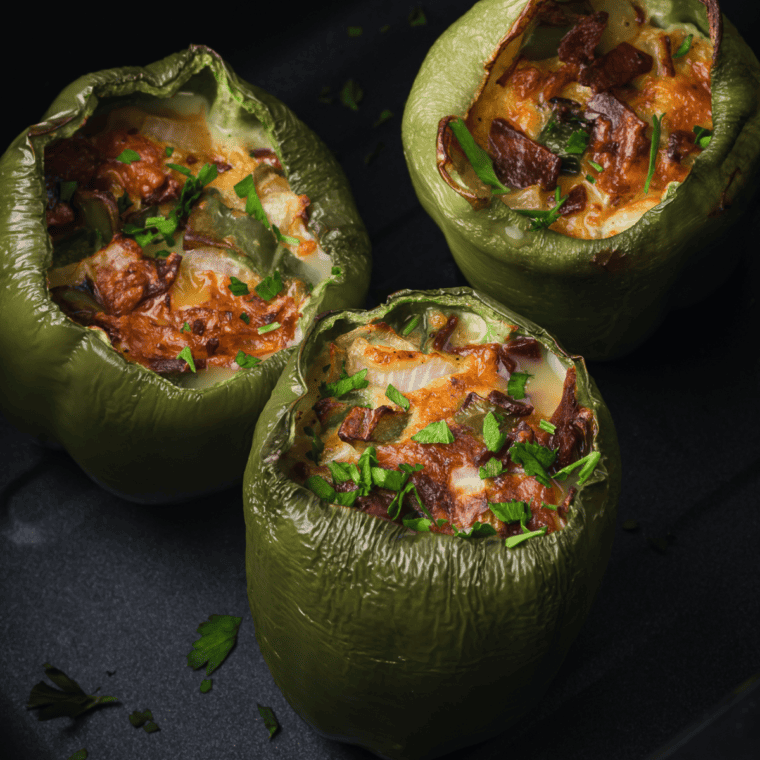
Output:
235,350,261,369
166,162,192,176
452,521,498,538
233,174,270,227
507,371,531,399
411,420,455,444
340,79,364,111
489,499,530,524
240,312,250,325
321,367,369,398
181,322,191,333
273,224,300,246
553,451,601,484
228,277,250,296
200,679,213,693
409,7,427,26
586,174,596,184
673,33,693,58
509,441,556,487
644,113,665,194
565,129,590,154
402,315,421,336
303,426,324,464
129,709,159,733
331,265,342,277
255,271,284,301
165,146,174,157
186,615,242,682
483,411,508,452
68,750,88,760
258,703,280,740
589,160,604,172
27,663,118,720
258,322,281,334
449,118,511,195
154,249,170,258
693,125,712,150
177,346,196,373
539,420,556,434
306,475,358,506
505,526,548,548
479,457,506,479
374,109,394,127
516,187,567,230
347,25,363,37
386,383,410,411
116,191,132,214
116,148,140,164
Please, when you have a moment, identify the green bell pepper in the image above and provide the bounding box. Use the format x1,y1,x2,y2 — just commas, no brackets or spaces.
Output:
0,45,370,503
244,288,620,760
402,0,760,359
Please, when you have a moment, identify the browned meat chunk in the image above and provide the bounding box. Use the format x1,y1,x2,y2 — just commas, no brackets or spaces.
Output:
338,405,397,443
667,130,696,163
579,42,653,92
558,184,588,216
558,12,609,64
488,390,534,417
489,118,562,190
548,367,594,467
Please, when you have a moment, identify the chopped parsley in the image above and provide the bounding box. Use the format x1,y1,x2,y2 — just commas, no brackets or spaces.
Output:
553,451,601,484
482,411,508,452
177,346,196,373
240,312,250,325
385,384,410,411
116,191,132,214
565,129,590,154
321,367,369,398
402,516,433,532
479,457,506,479
258,322,280,334
228,277,250,297
408,7,427,26
373,109,394,127
181,322,191,333
165,162,192,177
165,146,175,157
258,703,280,740
411,420,455,444
506,525,547,548
340,79,363,111
116,148,140,164
693,125,712,150
331,265,343,277
306,475,358,506
273,224,300,246
589,160,604,172
507,371,531,400
200,679,212,693
402,314,421,336
186,614,242,676
673,33,693,58
516,187,567,230
255,271,284,301
154,249,170,258
235,350,261,369
452,521,497,538
539,419,556,434
509,441,556,487
303,426,324,464
27,663,118,720
233,174,270,228
68,750,88,760
644,113,665,194
347,25,363,36
489,499,529,524
449,117,511,195
586,174,596,184
129,709,159,733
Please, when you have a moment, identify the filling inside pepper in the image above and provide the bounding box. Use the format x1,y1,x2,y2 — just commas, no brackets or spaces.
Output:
45,92,332,387
439,0,715,238
283,308,601,544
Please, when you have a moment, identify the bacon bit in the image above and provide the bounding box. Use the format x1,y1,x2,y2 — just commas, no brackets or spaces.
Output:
579,42,653,92
338,405,398,443
488,390,534,417
432,314,458,352
557,184,587,217
496,345,517,374
511,66,542,98
558,11,608,64
505,336,542,358
313,396,344,425
667,130,696,163
658,35,675,77
541,63,581,102
489,118,561,191
212,159,233,173
548,367,593,468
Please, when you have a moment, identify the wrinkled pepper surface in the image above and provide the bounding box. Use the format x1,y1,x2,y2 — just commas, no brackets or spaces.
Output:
0,45,370,502
244,288,620,760
403,0,760,359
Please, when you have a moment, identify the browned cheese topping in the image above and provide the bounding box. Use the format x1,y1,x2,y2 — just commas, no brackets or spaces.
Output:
284,313,598,538
45,100,326,381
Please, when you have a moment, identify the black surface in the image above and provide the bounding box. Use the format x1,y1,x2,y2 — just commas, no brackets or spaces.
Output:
2,2,760,759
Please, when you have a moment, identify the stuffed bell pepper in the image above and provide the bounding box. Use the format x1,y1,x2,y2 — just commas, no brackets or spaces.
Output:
402,0,760,358
0,45,370,502
244,288,620,760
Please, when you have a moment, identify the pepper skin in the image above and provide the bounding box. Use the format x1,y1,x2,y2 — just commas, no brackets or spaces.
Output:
243,288,620,760
402,0,760,359
0,46,370,503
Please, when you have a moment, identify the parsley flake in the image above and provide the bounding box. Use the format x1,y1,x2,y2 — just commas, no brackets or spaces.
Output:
306,475,358,506
321,367,369,398
411,420,454,444
273,224,300,246
200,679,212,693
340,79,364,111
181,322,191,333
408,7,427,26
348,25,362,36
565,129,589,154
233,174,270,227
186,614,242,676
693,125,712,150
165,162,192,177
258,703,280,740
505,526,547,548
240,312,250,325
479,457,505,479
255,271,284,301
554,451,601,484
165,146,175,157
331,265,343,277
517,187,567,230
235,350,261,369
129,709,159,732
673,33,693,58
373,109,394,127
228,277,250,296
449,118,510,195
507,371,531,400
303,426,324,464
27,663,118,720
154,249,170,258
402,315,421,336
589,160,604,172
258,322,280,334
509,441,556,487
644,113,665,194
586,174,596,184
402,516,433,532
490,500,530,524
483,411,508,452
59,180,77,203
177,346,196,373
539,419,556,434
386,384,410,411
116,148,140,164
68,750,88,760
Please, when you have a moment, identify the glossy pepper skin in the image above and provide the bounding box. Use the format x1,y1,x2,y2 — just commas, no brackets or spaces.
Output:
402,0,760,359
0,45,370,503
244,288,620,760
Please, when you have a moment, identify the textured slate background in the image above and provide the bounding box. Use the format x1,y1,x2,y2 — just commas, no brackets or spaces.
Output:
2,2,759,759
